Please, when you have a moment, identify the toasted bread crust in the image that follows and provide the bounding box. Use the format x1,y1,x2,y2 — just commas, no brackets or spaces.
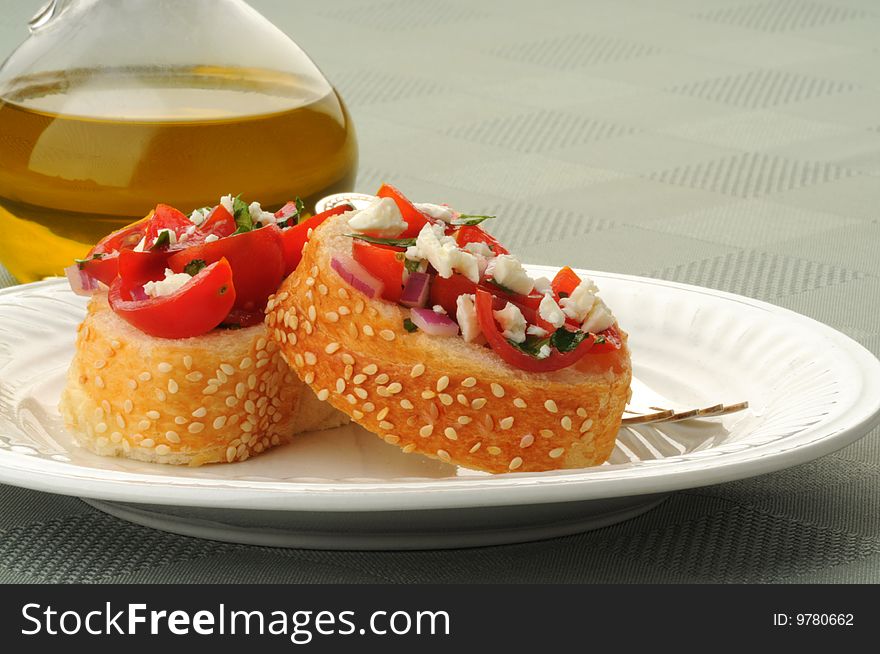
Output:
269,214,632,473
60,294,347,466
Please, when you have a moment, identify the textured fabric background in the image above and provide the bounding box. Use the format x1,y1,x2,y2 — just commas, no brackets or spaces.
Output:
1,0,879,583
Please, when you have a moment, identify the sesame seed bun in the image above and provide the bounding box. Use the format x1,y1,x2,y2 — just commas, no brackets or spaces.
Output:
59,294,348,465
268,213,632,473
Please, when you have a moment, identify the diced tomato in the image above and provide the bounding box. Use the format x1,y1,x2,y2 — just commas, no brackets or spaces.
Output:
589,324,622,353
279,204,352,276
428,273,478,316
88,215,152,259
117,249,171,289
474,289,596,372
453,225,510,256
275,201,301,222
143,204,192,247
197,204,236,240
351,241,405,303
108,259,236,339
376,183,430,238
167,225,284,313
552,266,581,298
77,253,120,287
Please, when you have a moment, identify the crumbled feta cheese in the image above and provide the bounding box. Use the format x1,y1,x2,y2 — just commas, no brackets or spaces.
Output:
414,202,456,222
406,224,480,282
538,293,566,328
219,194,235,216
537,344,552,359
560,279,599,322
462,241,495,258
488,254,534,295
249,201,276,226
347,197,407,237
143,268,192,298
189,207,211,226
581,298,615,333
532,276,552,295
178,224,197,243
526,324,549,338
133,236,147,253
432,304,447,315
493,302,526,344
205,234,220,243
455,293,481,343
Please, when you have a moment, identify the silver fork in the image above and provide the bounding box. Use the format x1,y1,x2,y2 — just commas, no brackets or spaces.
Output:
622,378,748,425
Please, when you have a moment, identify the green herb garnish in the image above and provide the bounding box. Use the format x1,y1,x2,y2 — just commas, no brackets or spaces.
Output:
403,318,418,333
452,214,495,226
74,252,105,269
402,256,423,273
485,278,516,294
184,259,207,276
232,195,254,233
593,334,606,345
151,230,171,250
294,197,307,223
509,334,551,358
550,327,587,353
347,234,417,248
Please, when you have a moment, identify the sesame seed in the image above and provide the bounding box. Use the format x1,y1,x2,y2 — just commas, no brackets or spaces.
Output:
341,353,355,366
437,376,450,392
402,443,416,454
183,355,193,370
469,442,482,453
513,398,527,409
146,410,160,420
216,370,229,383
387,382,402,394
487,446,502,455
305,277,315,287
116,415,126,429
455,394,467,406
123,400,133,414
186,372,204,382
95,375,105,389
95,422,108,434
138,420,150,431
438,394,453,406
165,431,181,443
141,438,155,448
355,300,365,313
203,385,218,395
167,379,179,394
240,357,253,369
111,340,121,349
325,342,341,354
338,288,350,299
379,420,394,430
491,383,505,398
400,399,414,410
499,416,515,430
354,388,368,399
188,423,204,434
410,363,426,378
317,389,330,401
363,325,374,337
384,434,400,445
304,371,315,384
471,398,487,410
520,434,535,448
419,424,434,437
580,419,594,432
577,407,588,418
339,306,351,315
212,416,227,430
241,422,253,433
540,429,554,438
288,332,298,345
544,399,559,413
461,377,477,388
444,427,458,440
380,329,396,341
350,373,365,385
217,363,233,376
428,403,440,420
157,362,172,373
458,416,472,425
363,364,378,375
509,457,523,471
94,360,106,369
375,407,390,421
437,449,451,462
484,415,495,430
154,389,166,401
226,447,236,463
352,410,364,419
245,399,256,414
376,386,390,397
225,396,238,407
304,352,317,365
318,284,329,296
344,366,353,381
561,416,573,431
110,432,122,443
375,373,390,385
139,372,152,382
154,444,171,456
335,379,345,393
174,416,186,425
549,447,565,459
127,379,137,390
421,390,436,400
293,353,304,367
247,374,257,389
362,402,375,413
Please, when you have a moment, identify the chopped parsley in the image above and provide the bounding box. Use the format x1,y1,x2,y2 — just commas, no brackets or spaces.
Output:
403,318,418,333
452,214,495,226
550,327,587,353
151,230,171,249
183,259,207,276
485,278,516,295
294,197,307,223
509,334,551,358
347,234,417,248
232,195,254,233
74,252,105,269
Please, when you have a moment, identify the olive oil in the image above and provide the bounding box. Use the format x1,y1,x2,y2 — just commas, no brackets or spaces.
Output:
0,65,357,281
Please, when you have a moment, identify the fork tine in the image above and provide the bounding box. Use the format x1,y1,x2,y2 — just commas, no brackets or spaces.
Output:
621,401,748,425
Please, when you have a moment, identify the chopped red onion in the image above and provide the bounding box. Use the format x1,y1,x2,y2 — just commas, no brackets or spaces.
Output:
400,272,431,308
330,254,384,299
410,307,459,337
64,264,99,296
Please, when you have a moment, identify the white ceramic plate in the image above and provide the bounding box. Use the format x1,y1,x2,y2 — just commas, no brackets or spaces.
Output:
1,271,878,549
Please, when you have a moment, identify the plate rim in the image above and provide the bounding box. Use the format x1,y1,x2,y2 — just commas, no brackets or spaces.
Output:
1,271,879,512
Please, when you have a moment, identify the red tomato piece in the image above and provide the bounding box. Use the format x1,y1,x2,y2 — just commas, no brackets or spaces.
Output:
351,241,405,303
88,214,152,258
77,253,120,287
589,324,622,353
219,309,265,329
376,183,430,238
428,273,478,316
117,249,172,289
453,225,510,256
279,204,352,276
551,266,581,298
275,201,301,222
108,259,236,339
167,225,284,313
474,289,596,372
144,204,192,247
197,204,236,240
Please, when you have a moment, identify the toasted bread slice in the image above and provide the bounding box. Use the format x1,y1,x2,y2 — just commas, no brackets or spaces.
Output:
268,213,632,473
60,294,347,465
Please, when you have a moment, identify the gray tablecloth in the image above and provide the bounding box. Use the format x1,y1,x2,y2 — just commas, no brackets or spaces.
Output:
1,0,879,583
